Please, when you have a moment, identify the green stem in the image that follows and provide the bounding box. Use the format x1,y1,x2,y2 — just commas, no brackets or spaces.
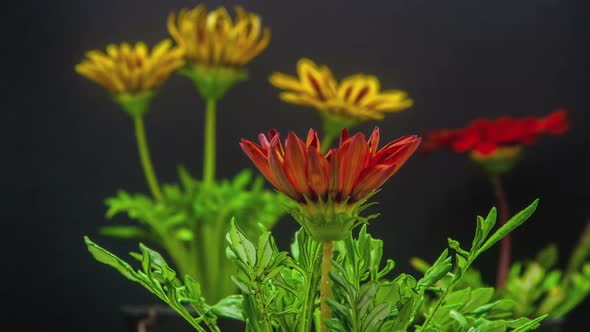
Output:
320,132,337,154
215,214,235,300
299,243,322,332
194,219,210,296
422,257,475,329
201,219,224,302
133,115,163,201
320,240,334,332
203,99,217,184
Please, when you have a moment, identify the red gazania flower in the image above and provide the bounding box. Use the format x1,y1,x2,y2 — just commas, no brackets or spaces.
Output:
421,109,569,157
240,127,421,204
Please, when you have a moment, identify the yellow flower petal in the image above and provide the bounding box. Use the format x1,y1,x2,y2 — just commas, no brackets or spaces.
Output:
167,5,269,67
280,92,328,110
271,59,412,122
269,72,304,91
76,40,184,94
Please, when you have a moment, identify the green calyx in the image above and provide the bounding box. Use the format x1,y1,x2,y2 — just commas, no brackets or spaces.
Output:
470,146,523,175
179,64,248,101
114,91,155,117
286,193,379,241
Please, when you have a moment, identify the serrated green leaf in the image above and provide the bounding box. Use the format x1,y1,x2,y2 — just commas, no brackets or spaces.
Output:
228,218,257,267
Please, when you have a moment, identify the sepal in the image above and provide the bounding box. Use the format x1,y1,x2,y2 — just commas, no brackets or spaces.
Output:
286,191,379,241
469,146,523,175
180,64,247,101
114,90,155,117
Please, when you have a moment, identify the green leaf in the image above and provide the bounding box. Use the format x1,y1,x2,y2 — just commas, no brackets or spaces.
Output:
449,239,470,258
449,310,468,331
446,288,472,306
228,218,257,267
99,225,151,240
175,228,194,241
256,231,274,274
362,302,391,331
84,237,218,332
184,275,202,299
211,295,244,320
416,250,452,291
535,244,558,270
462,288,494,312
477,199,539,256
511,315,547,331
85,236,137,281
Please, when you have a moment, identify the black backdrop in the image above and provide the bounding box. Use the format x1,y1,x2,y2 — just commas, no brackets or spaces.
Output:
8,0,590,331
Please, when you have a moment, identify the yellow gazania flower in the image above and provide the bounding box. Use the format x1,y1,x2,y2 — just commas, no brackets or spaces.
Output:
270,58,413,121
168,4,270,68
75,40,184,95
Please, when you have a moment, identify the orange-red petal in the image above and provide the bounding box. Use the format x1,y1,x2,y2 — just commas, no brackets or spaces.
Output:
368,127,380,155
339,133,369,199
283,132,312,197
352,164,396,201
306,128,320,152
307,148,330,199
268,140,301,200
240,138,278,187
373,135,421,164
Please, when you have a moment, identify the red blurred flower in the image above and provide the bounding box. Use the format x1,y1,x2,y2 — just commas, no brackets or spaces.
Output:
421,109,569,157
240,127,421,204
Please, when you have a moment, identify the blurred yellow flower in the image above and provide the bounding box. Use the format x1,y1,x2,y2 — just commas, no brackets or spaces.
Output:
75,40,184,94
270,58,413,121
168,5,270,68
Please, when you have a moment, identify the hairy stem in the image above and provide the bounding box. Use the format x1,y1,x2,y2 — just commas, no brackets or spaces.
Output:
133,115,163,201
320,240,334,332
203,99,217,184
493,175,511,288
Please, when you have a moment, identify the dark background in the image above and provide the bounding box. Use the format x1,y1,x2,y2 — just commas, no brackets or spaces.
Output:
9,0,589,331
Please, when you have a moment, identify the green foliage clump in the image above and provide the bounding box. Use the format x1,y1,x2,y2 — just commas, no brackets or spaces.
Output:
100,167,287,302
414,221,590,323
85,200,546,331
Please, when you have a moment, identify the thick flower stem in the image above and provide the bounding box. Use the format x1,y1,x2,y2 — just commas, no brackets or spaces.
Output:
133,115,163,201
320,240,334,332
492,175,511,288
203,99,217,184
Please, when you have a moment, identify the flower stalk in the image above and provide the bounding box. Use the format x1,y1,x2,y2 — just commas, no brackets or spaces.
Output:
320,240,334,332
203,99,217,184
133,115,163,201
492,174,510,288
